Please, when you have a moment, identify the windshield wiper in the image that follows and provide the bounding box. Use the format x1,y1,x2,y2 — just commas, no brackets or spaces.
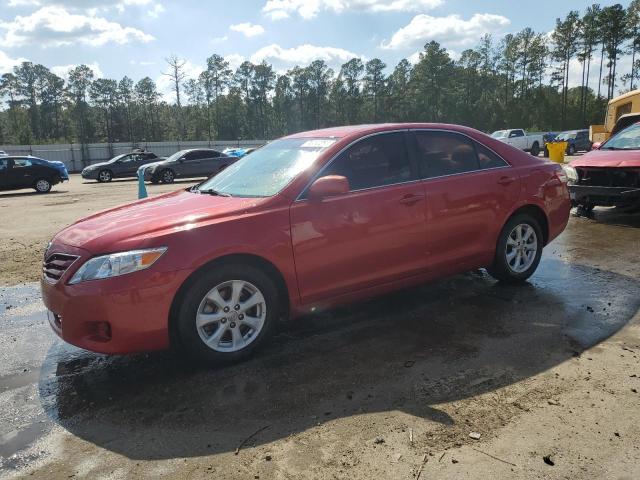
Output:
198,188,232,197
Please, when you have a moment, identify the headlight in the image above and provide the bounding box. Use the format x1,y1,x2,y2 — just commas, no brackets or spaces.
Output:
69,247,167,284
562,165,578,184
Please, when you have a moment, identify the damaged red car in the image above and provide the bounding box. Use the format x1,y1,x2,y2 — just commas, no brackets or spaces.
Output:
566,121,640,214
41,124,570,364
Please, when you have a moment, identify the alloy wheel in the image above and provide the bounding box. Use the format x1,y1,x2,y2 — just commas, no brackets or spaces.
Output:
505,223,538,273
195,280,267,353
35,179,51,192
162,170,174,183
99,170,112,182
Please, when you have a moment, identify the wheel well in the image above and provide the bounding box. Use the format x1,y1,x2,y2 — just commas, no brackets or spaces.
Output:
509,205,549,245
167,253,290,347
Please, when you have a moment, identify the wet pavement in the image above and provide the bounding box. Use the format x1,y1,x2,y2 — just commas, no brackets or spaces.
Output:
0,209,639,477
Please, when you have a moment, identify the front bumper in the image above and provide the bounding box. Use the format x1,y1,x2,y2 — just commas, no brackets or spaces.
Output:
569,185,640,206
40,243,191,354
81,170,98,180
143,169,159,181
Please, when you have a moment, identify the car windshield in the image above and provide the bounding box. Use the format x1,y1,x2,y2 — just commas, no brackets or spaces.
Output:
195,138,336,197
602,123,640,150
109,154,127,163
556,132,576,140
491,130,508,138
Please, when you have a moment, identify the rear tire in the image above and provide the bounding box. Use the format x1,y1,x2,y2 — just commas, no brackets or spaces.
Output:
487,214,543,284
530,142,540,157
176,264,281,366
34,178,52,193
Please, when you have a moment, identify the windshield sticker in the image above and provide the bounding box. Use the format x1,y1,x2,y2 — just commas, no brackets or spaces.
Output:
301,139,337,149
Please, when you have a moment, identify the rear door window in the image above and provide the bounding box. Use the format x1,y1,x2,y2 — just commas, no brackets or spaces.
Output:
412,131,481,178
475,143,509,169
13,159,33,168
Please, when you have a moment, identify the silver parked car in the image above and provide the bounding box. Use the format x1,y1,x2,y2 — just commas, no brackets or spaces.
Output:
82,151,163,182
141,149,235,184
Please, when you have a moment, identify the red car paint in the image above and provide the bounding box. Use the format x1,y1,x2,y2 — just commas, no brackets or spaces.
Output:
41,123,570,354
569,149,640,168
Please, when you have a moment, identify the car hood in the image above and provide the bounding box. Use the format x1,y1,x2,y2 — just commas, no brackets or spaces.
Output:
84,161,111,170
570,149,640,168
54,189,267,252
141,160,168,171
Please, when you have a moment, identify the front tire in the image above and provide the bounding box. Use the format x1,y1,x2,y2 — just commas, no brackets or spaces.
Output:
176,264,281,365
161,169,175,184
34,178,52,193
487,214,543,284
97,170,113,182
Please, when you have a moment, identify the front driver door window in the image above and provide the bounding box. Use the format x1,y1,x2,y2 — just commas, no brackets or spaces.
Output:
182,151,206,177
290,131,428,303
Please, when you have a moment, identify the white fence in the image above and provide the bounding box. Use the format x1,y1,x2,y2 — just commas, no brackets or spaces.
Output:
0,140,266,172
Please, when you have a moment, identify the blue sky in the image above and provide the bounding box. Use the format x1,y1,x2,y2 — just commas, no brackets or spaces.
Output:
0,0,632,99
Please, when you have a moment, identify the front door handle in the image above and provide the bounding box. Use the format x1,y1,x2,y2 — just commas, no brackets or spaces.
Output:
497,176,515,186
399,194,424,206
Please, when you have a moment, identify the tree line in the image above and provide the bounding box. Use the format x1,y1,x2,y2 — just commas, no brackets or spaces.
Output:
1,2,639,146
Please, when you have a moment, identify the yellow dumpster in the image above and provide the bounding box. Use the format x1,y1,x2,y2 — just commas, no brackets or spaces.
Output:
547,141,568,163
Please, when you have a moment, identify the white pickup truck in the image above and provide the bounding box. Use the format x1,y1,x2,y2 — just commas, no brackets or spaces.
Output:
490,129,544,156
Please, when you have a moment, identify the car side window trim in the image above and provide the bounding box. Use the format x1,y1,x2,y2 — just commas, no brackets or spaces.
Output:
295,128,513,201
295,129,417,201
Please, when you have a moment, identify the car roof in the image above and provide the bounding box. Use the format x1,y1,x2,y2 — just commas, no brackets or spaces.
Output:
284,123,484,141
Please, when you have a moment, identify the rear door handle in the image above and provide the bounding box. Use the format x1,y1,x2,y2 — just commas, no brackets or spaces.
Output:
497,176,515,186
399,194,424,206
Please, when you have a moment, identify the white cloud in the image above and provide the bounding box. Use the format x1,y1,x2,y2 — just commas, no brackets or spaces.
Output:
0,6,155,47
51,61,104,79
250,43,360,67
211,35,228,45
263,0,443,20
8,0,153,7
382,13,510,50
230,22,265,38
147,3,164,18
225,54,245,71
0,49,26,74
129,59,156,66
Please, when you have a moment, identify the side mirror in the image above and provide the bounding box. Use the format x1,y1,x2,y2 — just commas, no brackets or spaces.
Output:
308,175,350,201
591,142,601,150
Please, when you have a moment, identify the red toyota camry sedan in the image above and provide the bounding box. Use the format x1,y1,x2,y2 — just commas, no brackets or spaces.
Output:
41,124,571,364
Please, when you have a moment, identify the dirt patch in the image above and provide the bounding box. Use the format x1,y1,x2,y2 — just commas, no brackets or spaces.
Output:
0,176,194,286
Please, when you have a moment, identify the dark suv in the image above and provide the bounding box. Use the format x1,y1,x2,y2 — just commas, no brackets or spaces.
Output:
141,149,234,184
555,130,592,155
81,151,163,182
0,156,69,193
